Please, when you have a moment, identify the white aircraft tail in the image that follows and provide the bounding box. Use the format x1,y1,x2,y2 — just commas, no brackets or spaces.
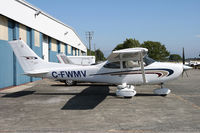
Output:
57,53,73,64
8,39,48,74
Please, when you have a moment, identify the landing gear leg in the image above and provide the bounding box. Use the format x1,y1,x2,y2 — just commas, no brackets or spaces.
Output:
116,83,136,98
153,83,171,96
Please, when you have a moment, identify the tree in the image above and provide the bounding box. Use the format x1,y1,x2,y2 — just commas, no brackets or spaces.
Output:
169,54,182,61
87,49,106,62
95,49,106,61
87,49,95,56
141,41,170,61
113,38,140,51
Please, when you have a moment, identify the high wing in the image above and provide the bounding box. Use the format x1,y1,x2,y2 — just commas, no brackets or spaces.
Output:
107,48,148,84
107,48,148,62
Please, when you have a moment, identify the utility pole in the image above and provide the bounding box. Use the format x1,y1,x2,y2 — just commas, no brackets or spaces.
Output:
85,31,94,55
94,43,97,59
94,43,96,57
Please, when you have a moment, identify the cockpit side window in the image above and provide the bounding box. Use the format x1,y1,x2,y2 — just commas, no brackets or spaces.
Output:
123,60,140,68
103,61,120,69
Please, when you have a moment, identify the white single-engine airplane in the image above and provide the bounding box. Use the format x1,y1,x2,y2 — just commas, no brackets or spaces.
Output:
8,40,191,98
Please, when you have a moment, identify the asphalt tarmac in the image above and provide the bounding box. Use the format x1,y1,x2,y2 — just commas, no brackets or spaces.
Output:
0,69,200,133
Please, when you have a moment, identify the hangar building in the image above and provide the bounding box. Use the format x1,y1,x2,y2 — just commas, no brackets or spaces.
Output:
0,0,87,89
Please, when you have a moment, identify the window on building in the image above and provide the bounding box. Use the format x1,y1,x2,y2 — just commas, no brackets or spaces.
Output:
68,45,71,55
0,15,8,40
72,47,75,56
60,42,65,54
34,30,40,47
19,24,27,42
51,38,57,52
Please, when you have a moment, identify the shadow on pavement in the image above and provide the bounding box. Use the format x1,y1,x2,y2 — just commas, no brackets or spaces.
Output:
61,86,110,110
2,91,35,98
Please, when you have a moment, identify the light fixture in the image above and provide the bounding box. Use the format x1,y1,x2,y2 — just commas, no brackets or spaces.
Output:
35,10,41,17
64,32,68,35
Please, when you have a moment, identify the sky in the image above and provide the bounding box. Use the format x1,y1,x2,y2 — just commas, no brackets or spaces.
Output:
26,0,200,58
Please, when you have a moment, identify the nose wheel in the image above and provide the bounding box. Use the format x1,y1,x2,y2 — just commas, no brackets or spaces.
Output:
153,83,171,96
116,83,136,98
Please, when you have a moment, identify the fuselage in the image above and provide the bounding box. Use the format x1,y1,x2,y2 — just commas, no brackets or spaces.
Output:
43,61,183,85
8,40,185,86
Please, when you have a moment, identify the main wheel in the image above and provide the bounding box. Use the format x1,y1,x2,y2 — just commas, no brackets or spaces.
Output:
65,80,77,86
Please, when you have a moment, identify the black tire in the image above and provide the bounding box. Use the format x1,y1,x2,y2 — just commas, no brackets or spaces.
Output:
65,80,77,86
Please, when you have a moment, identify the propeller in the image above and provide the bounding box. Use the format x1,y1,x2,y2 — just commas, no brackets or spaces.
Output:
182,47,192,77
182,47,185,65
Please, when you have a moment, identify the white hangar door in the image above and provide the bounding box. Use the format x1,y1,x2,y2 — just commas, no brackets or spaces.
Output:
42,35,49,62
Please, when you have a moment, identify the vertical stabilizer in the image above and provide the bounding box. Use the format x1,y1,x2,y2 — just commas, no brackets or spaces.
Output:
8,40,46,73
57,53,73,64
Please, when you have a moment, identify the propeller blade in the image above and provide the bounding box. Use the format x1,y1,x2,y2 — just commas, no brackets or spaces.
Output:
182,47,185,65
182,71,184,78
181,48,192,78
182,70,189,78
185,71,188,77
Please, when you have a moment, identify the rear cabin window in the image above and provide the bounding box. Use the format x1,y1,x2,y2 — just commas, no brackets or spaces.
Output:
103,61,120,69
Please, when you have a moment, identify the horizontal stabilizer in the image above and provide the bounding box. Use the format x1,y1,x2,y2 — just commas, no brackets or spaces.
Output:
24,70,49,77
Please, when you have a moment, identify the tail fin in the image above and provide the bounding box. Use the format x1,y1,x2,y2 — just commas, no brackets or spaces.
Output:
57,53,73,64
8,39,47,74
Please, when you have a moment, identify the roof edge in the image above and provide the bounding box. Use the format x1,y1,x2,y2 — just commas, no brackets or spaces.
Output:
15,0,87,49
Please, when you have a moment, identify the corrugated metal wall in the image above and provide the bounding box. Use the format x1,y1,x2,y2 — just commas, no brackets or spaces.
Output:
0,14,82,89
0,16,13,88
0,15,43,89
0,40,14,88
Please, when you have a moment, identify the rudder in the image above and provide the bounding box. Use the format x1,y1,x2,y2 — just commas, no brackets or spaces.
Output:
8,39,46,73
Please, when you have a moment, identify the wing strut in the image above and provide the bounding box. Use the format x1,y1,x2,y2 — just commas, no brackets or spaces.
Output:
119,54,123,70
140,51,146,84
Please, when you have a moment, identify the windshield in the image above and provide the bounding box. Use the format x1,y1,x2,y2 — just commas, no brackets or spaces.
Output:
143,55,156,65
